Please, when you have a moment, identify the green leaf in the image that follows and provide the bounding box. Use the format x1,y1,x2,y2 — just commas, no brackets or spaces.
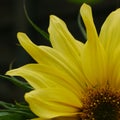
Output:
0,75,33,91
23,1,49,41
0,101,36,120
0,112,26,120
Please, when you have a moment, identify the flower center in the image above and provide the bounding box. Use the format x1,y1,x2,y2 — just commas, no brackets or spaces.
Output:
79,87,120,120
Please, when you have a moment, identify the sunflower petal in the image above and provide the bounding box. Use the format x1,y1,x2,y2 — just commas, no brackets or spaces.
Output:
107,47,120,89
32,118,46,120
39,46,87,90
48,15,83,67
17,34,77,83
17,33,86,88
6,63,84,97
32,118,45,120
6,64,57,88
17,32,42,63
25,88,81,118
99,8,120,88
80,3,98,43
17,32,76,67
80,3,107,86
99,8,120,55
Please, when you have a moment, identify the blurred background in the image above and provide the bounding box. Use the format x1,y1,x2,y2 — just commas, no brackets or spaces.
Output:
0,0,119,102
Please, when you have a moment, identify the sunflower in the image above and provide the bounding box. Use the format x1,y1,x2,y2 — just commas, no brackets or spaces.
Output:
6,3,120,120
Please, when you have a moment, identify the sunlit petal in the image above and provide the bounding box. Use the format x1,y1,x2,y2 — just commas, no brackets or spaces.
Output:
80,3,107,87
17,33,87,89
99,8,120,55
48,15,85,77
6,63,84,97
39,46,87,90
25,88,81,118
107,47,120,90
48,15,82,59
99,8,120,88
32,118,46,120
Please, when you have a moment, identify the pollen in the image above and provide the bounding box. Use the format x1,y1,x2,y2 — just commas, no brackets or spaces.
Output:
79,87,120,120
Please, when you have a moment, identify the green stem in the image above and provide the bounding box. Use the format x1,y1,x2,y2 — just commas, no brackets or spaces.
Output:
23,0,49,41
77,14,87,41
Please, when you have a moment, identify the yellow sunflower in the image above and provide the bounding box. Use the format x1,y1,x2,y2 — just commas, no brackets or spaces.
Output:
6,3,120,120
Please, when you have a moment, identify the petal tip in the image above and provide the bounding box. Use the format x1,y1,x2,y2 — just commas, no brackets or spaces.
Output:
49,15,61,24
80,3,91,17
17,32,25,38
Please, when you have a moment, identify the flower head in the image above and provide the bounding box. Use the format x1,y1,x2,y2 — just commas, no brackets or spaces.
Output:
6,3,120,120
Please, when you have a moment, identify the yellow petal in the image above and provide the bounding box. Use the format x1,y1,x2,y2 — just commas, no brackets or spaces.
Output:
99,8,120,55
39,46,87,91
6,63,84,97
99,8,120,88
107,47,120,89
6,64,57,88
17,33,86,87
80,3,98,43
17,32,77,68
17,32,42,63
80,3,107,86
25,88,81,119
17,32,68,70
17,33,87,88
48,15,83,68
32,118,46,120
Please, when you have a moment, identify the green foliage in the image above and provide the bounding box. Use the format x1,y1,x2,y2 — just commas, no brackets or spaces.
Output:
0,75,33,92
24,1,49,41
0,74,35,120
0,112,25,120
0,102,36,120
